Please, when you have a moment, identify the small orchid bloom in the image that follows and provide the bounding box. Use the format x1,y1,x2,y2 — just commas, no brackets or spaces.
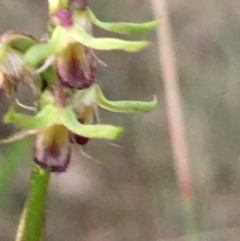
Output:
23,5,159,90
0,0,159,173
1,82,156,172
0,31,38,97
2,85,121,172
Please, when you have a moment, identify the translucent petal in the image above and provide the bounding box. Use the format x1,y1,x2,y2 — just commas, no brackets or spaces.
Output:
71,25,149,52
95,84,157,113
60,107,123,139
87,8,160,35
4,105,59,130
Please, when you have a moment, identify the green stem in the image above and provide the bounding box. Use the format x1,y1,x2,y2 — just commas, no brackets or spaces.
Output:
15,2,58,240
15,164,50,241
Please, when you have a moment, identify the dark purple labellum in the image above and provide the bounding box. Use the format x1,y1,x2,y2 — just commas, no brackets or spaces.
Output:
34,125,71,172
34,145,71,172
56,43,96,89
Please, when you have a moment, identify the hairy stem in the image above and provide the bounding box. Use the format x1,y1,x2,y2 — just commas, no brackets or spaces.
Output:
15,164,50,241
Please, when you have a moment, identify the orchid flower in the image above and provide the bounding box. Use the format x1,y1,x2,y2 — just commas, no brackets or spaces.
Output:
0,31,38,97
0,0,158,172
23,5,159,89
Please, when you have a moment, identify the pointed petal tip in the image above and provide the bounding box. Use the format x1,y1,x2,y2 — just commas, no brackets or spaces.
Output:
87,7,159,35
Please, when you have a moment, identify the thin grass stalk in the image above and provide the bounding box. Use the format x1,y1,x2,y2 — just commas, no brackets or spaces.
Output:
151,0,198,240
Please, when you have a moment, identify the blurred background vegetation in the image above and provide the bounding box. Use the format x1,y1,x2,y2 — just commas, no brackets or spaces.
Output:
1,0,240,240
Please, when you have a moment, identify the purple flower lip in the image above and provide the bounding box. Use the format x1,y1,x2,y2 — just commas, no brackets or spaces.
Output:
56,67,94,89
35,158,70,172
52,10,74,28
34,145,71,173
56,43,96,90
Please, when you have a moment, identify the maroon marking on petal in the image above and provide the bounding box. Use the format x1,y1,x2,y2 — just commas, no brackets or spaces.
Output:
53,10,74,28
34,142,71,173
56,44,96,89
56,63,94,89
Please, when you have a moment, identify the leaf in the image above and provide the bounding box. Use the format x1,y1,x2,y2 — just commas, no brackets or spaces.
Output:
71,25,149,52
4,105,59,130
96,84,157,113
87,8,160,35
60,107,123,140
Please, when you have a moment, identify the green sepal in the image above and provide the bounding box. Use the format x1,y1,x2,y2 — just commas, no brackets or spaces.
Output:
50,26,69,50
23,42,57,68
1,33,38,53
4,105,59,129
96,84,157,113
86,8,160,35
60,107,123,140
71,25,149,52
24,26,70,68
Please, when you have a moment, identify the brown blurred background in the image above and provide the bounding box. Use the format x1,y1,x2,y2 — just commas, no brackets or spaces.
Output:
1,0,240,240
